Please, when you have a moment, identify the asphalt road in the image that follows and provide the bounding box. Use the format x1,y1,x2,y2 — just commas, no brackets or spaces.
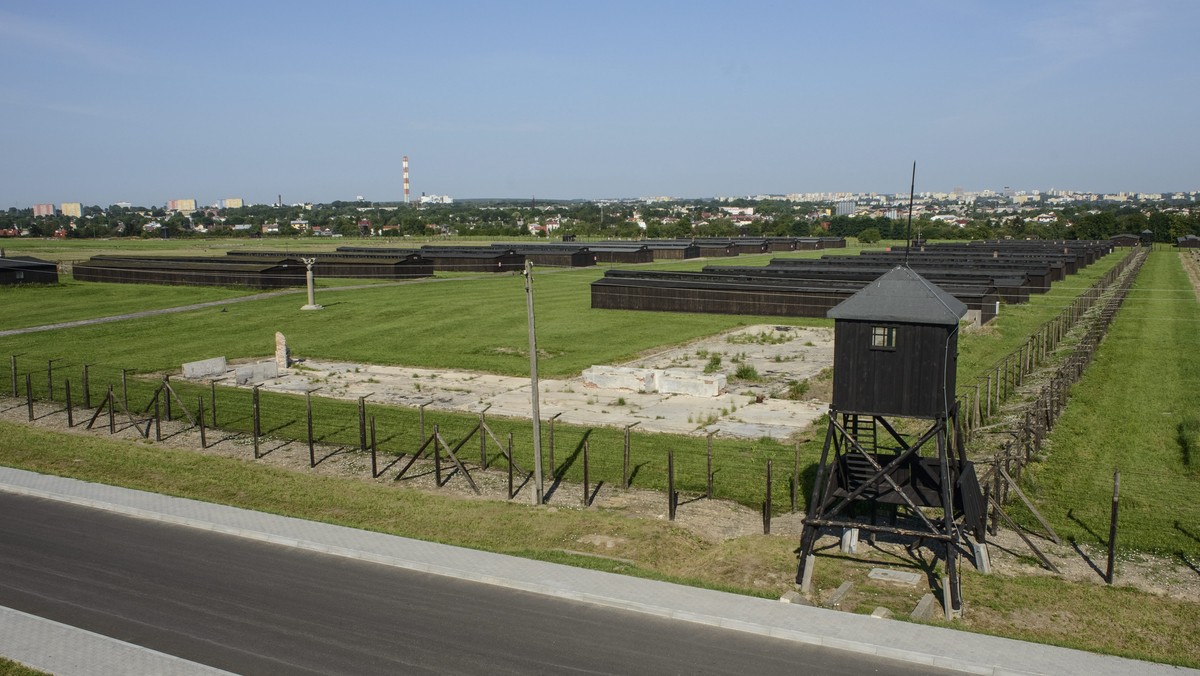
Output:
0,492,950,675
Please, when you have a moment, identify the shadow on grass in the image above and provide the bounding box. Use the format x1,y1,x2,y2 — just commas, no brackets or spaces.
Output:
588,480,604,507
1174,520,1200,545
1177,416,1199,466
1067,508,1105,545
628,461,648,487
262,419,299,437
372,452,406,478
1177,551,1200,577
544,430,591,504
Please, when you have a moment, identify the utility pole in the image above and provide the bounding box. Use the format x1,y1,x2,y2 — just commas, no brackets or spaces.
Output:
524,260,544,504
301,258,322,310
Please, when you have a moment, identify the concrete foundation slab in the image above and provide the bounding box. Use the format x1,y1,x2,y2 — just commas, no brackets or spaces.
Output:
868,568,924,586
181,357,227,379
234,361,279,385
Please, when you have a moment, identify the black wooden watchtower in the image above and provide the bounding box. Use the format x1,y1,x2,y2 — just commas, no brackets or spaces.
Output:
796,265,985,615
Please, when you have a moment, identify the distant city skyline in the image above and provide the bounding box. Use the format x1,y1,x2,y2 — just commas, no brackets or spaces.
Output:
2,1,1198,207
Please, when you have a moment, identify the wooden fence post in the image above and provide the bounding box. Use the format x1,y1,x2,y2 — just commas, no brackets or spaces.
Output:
370,415,378,478
25,374,33,421
358,396,368,454
198,396,207,448
163,375,172,421
419,401,430,447
65,378,73,427
306,390,315,467
107,385,115,434
154,390,161,441
433,424,442,486
479,406,489,469
507,432,514,499
582,439,590,507
623,422,639,489
985,373,992,419
548,412,561,479
9,355,16,398
210,379,218,427
82,364,91,409
763,460,773,535
1107,469,1120,585
668,449,676,521
252,385,261,458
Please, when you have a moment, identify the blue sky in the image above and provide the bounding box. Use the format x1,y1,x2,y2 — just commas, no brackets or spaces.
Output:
2,0,1197,206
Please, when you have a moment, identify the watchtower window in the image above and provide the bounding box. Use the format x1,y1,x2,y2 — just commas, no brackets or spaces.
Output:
871,326,896,350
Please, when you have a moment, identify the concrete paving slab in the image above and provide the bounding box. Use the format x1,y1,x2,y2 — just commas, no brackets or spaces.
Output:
0,606,233,676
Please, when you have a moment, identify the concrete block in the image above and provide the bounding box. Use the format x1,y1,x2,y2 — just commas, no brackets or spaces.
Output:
656,369,726,397
825,581,853,609
581,366,655,392
799,555,815,594
778,590,812,605
582,366,725,397
973,541,992,574
870,606,894,619
181,356,227,379
867,568,923,586
911,593,939,621
235,361,279,385
275,332,290,369
840,527,859,554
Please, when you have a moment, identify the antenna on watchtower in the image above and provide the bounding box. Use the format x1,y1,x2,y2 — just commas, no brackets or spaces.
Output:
904,161,916,266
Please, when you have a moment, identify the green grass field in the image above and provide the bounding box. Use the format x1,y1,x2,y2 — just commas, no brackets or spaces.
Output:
0,280,258,331
1015,251,1200,557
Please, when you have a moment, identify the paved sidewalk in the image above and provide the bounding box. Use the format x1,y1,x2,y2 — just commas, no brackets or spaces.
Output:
0,467,1193,676
0,606,233,676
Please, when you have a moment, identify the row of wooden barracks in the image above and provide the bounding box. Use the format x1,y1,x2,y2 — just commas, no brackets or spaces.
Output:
9,233,1161,296
63,237,848,287
590,239,1117,326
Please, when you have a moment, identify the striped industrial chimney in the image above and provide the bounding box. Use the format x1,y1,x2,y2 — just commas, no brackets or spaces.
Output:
403,156,410,204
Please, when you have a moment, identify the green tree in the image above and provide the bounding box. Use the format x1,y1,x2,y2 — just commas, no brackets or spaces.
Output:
858,227,882,243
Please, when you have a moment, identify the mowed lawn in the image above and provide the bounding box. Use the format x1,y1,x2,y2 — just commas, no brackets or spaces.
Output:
1018,251,1200,557
0,279,258,331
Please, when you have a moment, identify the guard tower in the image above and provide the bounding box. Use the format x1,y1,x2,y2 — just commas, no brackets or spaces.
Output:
796,266,985,615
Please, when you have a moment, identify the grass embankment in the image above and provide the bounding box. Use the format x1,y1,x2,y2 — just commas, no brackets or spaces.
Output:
955,251,1125,387
1017,251,1200,557
1,419,1196,668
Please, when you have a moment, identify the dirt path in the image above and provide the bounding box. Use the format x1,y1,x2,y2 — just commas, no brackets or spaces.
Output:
1180,249,1200,302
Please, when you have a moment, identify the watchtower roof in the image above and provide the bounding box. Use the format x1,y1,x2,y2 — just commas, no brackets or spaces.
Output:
827,265,967,326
